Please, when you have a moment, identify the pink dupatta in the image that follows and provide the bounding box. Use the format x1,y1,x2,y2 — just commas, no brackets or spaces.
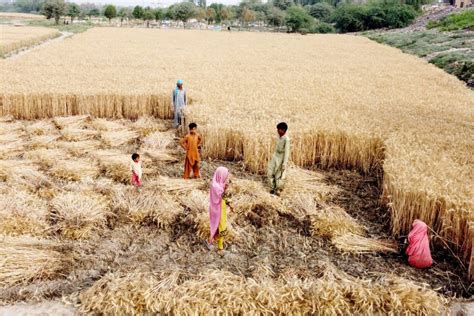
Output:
209,167,229,240
406,219,433,269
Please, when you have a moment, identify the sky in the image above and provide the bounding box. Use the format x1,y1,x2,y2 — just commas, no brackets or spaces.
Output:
72,0,244,7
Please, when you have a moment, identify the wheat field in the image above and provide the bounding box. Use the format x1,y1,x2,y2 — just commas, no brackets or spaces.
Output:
0,25,60,57
0,28,472,274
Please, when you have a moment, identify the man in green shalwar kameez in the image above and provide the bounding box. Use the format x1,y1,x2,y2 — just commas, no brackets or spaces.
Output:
267,122,290,195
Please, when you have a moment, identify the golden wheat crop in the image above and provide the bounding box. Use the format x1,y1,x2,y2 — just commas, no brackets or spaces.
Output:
0,25,60,57
0,28,472,274
0,12,45,20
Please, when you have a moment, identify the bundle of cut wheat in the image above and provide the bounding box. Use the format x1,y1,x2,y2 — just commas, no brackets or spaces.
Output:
100,129,138,147
332,233,398,254
50,191,110,239
148,176,205,195
53,116,91,130
80,265,446,315
49,159,99,181
0,133,25,159
90,118,125,131
130,116,169,137
24,148,69,169
94,150,131,183
61,127,99,142
309,205,365,238
282,167,338,203
113,188,181,229
56,140,102,157
0,160,51,190
28,134,60,149
0,190,49,236
0,236,69,288
141,131,177,162
25,120,57,136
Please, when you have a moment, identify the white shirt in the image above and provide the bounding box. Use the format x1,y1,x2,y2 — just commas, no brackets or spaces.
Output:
130,160,142,180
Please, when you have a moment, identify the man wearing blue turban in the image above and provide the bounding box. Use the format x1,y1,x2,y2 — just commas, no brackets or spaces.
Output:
172,79,187,128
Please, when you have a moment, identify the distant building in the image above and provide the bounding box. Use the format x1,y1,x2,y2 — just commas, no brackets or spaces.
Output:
448,0,472,7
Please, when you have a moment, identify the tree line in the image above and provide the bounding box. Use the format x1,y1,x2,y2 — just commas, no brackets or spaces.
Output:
1,0,429,33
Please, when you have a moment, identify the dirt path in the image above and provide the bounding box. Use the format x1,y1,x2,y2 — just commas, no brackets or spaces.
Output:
5,31,73,60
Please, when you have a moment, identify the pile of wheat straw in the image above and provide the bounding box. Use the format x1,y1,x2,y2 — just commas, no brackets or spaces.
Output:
113,188,181,229
100,129,138,147
50,191,110,239
141,131,177,162
79,265,446,315
129,116,169,137
56,140,102,156
49,159,99,182
94,150,131,183
332,233,398,254
0,236,68,288
148,176,205,195
0,190,49,236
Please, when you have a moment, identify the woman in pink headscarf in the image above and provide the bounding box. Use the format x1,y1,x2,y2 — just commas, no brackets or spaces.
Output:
207,166,231,254
406,219,433,269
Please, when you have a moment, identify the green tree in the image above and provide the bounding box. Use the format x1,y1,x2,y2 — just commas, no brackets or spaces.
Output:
272,0,294,11
104,4,117,22
195,7,207,22
16,0,44,13
67,3,80,22
132,5,144,19
242,7,256,26
267,6,286,28
306,3,333,22
117,8,133,25
206,7,216,23
175,2,196,26
165,5,176,20
89,8,100,17
143,9,154,27
154,8,164,21
285,6,314,32
42,0,66,24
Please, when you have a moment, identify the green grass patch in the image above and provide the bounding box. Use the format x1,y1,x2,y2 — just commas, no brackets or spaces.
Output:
430,51,474,83
427,10,474,31
27,19,93,33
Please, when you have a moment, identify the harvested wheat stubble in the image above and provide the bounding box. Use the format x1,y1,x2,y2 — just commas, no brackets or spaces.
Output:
332,233,398,254
0,190,49,237
0,236,68,289
113,187,181,229
53,116,91,130
50,191,110,239
79,264,446,316
49,159,98,181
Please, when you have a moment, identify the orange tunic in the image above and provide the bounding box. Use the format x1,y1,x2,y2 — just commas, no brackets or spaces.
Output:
180,132,202,179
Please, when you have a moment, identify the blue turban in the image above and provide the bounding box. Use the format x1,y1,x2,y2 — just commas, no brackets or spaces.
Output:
177,79,183,85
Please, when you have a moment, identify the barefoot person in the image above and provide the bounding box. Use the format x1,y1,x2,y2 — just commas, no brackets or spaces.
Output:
172,79,187,128
267,122,290,195
208,166,232,255
179,122,202,179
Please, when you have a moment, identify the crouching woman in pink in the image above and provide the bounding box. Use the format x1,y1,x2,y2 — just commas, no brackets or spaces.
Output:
207,166,232,255
406,219,433,269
